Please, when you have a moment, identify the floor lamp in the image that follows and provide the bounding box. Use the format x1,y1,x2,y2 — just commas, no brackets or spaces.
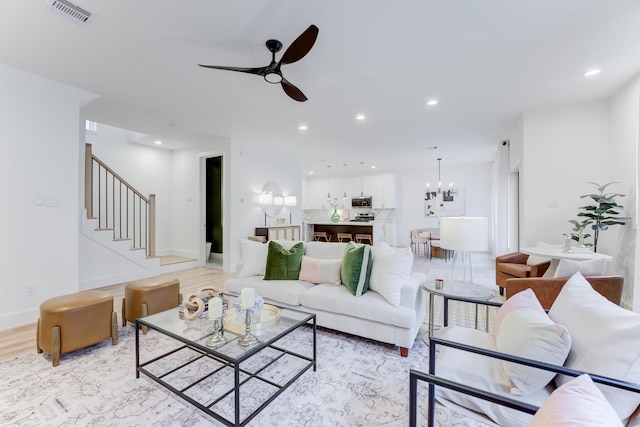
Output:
440,217,488,284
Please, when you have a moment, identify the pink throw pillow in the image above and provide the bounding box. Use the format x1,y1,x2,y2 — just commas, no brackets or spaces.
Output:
493,288,544,335
530,374,623,427
298,256,342,285
298,256,321,283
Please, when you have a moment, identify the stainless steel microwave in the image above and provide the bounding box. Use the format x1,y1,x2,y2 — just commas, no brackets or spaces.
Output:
351,197,372,207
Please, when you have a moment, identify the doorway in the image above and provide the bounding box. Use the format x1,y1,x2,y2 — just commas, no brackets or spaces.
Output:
205,156,223,268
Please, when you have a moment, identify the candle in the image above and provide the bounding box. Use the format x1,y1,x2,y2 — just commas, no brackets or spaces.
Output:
241,288,255,308
209,296,223,319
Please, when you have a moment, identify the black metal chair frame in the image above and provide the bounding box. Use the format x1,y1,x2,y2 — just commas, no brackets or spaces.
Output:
409,296,640,427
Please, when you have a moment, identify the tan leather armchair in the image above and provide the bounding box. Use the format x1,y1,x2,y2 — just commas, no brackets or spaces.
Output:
504,275,623,310
495,252,551,295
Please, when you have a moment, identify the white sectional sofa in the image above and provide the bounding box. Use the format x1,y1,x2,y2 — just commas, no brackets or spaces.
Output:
224,240,427,356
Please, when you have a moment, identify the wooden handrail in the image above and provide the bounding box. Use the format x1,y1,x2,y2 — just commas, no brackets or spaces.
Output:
84,143,156,258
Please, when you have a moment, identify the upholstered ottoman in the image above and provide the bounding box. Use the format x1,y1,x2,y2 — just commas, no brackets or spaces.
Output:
122,277,180,334
37,290,117,367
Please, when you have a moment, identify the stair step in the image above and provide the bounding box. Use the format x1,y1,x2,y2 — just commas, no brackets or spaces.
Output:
95,228,114,232
130,247,147,251
113,238,132,242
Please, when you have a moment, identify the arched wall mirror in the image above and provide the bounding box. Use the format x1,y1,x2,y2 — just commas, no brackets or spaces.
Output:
259,182,283,218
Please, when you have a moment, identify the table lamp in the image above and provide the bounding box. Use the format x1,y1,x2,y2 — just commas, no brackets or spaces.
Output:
284,195,297,224
440,216,488,283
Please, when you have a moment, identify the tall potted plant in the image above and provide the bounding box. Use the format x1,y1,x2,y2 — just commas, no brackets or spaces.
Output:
576,182,625,253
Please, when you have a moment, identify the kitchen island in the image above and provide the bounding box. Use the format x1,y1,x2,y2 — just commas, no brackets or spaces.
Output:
303,221,395,245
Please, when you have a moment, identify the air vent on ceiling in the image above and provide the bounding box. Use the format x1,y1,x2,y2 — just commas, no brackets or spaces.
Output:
49,0,92,24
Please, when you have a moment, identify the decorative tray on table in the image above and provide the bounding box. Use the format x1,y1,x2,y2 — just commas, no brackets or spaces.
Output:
223,304,281,334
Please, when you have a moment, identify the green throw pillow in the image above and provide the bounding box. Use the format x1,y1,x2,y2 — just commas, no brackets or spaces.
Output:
264,241,304,280
341,242,372,296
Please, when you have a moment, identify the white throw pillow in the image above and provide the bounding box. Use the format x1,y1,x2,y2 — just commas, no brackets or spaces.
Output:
530,374,623,427
238,239,269,277
553,257,607,277
549,272,640,419
496,301,571,395
369,241,413,306
298,256,342,285
493,288,543,335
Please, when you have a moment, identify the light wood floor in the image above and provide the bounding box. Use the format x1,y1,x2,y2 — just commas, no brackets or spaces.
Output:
0,267,234,361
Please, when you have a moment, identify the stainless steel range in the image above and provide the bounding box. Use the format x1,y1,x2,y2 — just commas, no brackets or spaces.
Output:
350,213,375,222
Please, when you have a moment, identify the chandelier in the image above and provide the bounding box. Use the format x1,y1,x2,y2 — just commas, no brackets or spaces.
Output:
425,158,455,201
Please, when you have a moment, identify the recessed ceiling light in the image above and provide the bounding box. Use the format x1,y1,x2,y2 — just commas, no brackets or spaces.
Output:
355,114,366,121
154,140,162,145
298,124,308,131
309,171,314,175
426,99,438,106
370,165,376,169
584,69,601,78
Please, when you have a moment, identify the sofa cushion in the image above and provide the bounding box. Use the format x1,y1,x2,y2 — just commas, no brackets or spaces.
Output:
238,239,268,277
497,263,531,277
529,374,623,427
435,325,550,426
369,241,413,307
553,257,607,278
304,241,348,259
299,284,415,328
549,272,640,420
341,242,372,297
264,241,304,280
495,291,571,396
224,276,313,306
298,256,342,285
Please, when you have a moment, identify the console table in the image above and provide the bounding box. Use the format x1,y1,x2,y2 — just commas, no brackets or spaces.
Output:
255,225,300,241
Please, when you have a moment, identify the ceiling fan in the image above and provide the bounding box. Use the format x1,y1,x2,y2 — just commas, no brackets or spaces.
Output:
199,25,319,102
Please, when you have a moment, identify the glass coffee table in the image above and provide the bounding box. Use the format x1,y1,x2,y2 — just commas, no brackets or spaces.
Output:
135,293,316,426
422,280,495,340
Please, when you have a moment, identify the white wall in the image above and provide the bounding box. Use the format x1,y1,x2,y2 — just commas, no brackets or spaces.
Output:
609,73,640,309
228,142,304,272
0,64,95,329
394,162,494,250
520,101,611,247
171,137,231,264
518,97,638,308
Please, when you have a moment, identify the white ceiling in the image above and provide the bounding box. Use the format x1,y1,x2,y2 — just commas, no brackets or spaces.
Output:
2,1,640,176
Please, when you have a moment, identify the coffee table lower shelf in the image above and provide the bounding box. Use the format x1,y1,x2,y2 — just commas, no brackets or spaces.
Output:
135,306,316,427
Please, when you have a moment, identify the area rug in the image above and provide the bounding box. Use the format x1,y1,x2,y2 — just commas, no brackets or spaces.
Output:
0,320,493,427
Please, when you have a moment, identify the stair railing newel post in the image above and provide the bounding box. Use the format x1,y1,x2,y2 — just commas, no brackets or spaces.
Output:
84,143,93,218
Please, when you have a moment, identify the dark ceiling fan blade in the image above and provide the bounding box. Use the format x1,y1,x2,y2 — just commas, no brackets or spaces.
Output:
198,64,267,76
281,78,308,102
280,25,319,65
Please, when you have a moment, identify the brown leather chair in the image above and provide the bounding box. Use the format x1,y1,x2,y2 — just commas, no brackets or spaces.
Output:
495,252,551,295
504,275,624,310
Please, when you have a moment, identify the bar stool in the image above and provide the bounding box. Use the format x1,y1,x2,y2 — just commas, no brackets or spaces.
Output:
313,232,330,242
355,234,373,245
337,233,352,242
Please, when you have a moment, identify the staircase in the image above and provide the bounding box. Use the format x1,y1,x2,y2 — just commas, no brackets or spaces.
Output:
80,144,194,289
